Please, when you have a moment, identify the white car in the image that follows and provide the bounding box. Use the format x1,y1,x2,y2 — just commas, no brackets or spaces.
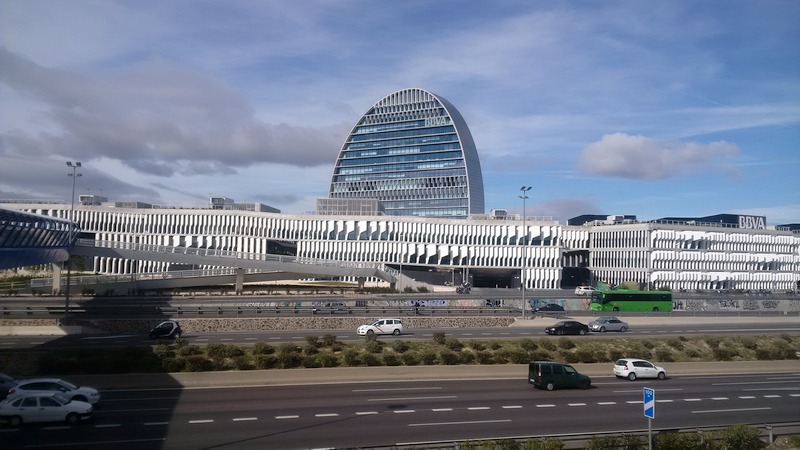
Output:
6,378,101,405
588,317,629,332
613,358,667,381
574,286,597,295
0,392,93,426
357,318,403,336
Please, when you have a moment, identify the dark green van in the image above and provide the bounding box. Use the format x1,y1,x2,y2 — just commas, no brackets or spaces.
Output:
528,361,592,391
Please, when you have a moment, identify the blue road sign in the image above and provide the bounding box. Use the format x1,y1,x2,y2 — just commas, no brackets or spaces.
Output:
644,387,655,419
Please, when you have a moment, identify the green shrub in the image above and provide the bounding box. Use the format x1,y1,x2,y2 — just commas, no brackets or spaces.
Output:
522,437,565,450
162,357,184,372
685,348,701,359
666,337,684,351
558,350,580,364
391,340,410,353
641,339,655,350
382,352,401,366
587,434,645,450
252,342,275,355
303,344,319,356
557,337,575,350
342,348,362,366
362,352,383,366
467,340,486,351
153,342,174,359
539,339,557,351
301,355,320,368
703,335,721,348
321,334,338,347
177,345,203,357
419,349,438,365
709,424,765,450
476,350,494,364
253,354,279,369
365,340,384,354
445,337,464,351
518,338,538,352
205,343,244,359
278,343,300,354
739,336,758,350
712,347,736,361
278,352,302,368
575,349,598,363
315,353,339,368
529,350,552,361
653,430,702,450
608,349,624,362
439,350,460,365
401,352,420,365
433,332,447,344
459,351,476,364
183,355,213,372
230,356,251,370
305,336,320,347
654,347,674,362
489,341,503,350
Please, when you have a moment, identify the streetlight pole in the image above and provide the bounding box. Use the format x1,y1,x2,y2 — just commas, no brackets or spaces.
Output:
519,186,531,320
65,161,82,315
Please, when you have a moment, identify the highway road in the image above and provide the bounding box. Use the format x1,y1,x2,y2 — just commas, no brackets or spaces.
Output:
1,370,798,449
2,316,799,349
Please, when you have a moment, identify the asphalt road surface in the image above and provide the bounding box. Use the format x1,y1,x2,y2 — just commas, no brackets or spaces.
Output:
1,370,798,449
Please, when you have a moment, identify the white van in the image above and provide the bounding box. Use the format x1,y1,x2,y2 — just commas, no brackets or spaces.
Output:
575,286,597,295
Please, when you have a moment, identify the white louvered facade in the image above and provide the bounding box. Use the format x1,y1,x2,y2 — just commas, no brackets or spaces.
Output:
8,204,800,292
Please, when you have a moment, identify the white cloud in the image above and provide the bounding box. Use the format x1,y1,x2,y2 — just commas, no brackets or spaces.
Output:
578,133,740,180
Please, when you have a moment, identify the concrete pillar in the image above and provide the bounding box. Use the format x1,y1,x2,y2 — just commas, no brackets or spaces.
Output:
235,268,244,295
52,263,63,295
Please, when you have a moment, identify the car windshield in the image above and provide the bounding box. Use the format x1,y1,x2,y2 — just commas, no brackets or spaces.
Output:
554,321,566,327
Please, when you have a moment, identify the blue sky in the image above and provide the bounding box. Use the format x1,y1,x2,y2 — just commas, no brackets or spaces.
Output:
1,1,798,225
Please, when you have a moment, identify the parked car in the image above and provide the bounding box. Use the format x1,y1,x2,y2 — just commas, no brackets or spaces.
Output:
532,303,565,313
357,318,403,336
575,286,597,295
6,378,101,405
312,302,347,314
149,320,182,339
614,358,667,381
528,361,592,390
588,317,629,332
0,373,16,400
544,320,590,335
0,392,93,426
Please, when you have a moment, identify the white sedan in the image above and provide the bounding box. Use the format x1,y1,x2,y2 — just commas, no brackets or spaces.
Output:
6,378,101,405
357,318,403,336
613,358,667,381
0,392,93,426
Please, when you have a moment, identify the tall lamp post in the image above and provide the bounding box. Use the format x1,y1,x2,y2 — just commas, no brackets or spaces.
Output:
519,186,531,319
65,161,82,315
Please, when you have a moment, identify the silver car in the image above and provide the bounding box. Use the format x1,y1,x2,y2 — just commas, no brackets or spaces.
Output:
614,358,667,381
588,317,629,332
0,392,93,426
6,378,101,405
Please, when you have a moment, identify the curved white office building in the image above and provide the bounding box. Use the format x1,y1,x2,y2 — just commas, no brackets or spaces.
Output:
329,88,485,219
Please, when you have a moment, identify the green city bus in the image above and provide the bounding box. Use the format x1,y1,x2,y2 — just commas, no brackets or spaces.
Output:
589,290,673,312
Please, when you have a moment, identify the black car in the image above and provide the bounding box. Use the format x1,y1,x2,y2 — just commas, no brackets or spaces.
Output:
532,303,565,313
545,320,590,335
149,320,183,339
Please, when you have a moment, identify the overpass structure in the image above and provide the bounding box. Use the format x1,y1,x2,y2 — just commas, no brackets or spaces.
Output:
41,239,398,294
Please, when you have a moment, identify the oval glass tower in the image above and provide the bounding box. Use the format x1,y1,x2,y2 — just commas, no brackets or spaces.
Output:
329,88,484,218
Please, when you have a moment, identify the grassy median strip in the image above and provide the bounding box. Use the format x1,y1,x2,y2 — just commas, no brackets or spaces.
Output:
1,332,797,376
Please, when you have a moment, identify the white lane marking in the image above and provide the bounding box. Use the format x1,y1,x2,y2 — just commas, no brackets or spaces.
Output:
568,403,586,406
739,396,756,399
656,400,673,403
536,404,556,408
95,424,121,428
276,415,299,419
790,394,800,397
693,407,771,414
189,419,213,424
711,397,728,401
432,408,453,412
626,401,643,404
41,426,70,430
467,407,490,410
355,411,378,415
502,405,523,409
409,419,511,427
684,398,702,402
597,402,616,405
614,388,683,393
763,395,781,398
394,410,415,414
233,417,258,422
368,395,456,402
244,337,257,341
716,380,800,386
315,413,339,417
354,387,442,392
144,422,169,426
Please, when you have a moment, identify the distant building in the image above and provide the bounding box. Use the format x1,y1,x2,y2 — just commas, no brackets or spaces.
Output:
328,88,485,219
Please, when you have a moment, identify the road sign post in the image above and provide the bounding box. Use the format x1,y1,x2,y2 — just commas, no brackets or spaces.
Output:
644,387,655,450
